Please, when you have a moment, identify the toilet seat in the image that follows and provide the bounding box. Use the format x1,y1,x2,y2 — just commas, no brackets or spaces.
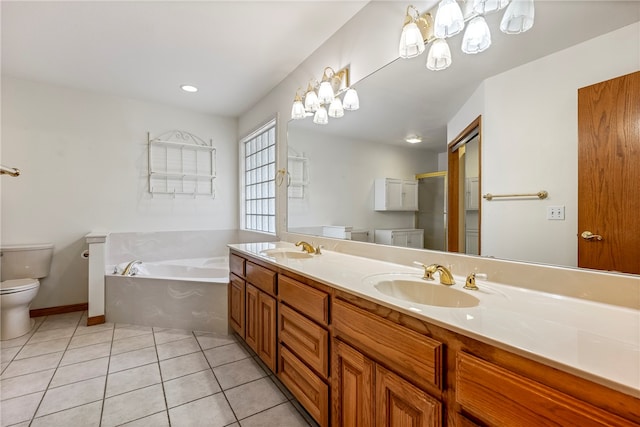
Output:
0,279,39,295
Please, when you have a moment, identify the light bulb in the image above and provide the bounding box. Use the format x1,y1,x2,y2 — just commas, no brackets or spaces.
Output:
426,39,452,71
291,100,306,120
317,81,334,105
328,97,344,118
313,106,329,125
461,16,492,54
343,89,360,111
434,0,465,39
399,22,426,59
473,0,510,15
500,0,534,34
304,89,319,112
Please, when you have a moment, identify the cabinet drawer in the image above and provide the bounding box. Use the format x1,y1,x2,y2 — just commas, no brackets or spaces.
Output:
229,254,245,277
279,303,329,378
279,275,329,325
278,346,329,427
333,300,443,391
246,262,276,296
456,352,636,426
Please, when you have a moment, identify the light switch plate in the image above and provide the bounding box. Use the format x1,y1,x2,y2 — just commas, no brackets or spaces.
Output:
547,206,565,220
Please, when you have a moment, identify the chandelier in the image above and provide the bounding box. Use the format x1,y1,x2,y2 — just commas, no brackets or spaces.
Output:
399,0,535,70
290,66,359,125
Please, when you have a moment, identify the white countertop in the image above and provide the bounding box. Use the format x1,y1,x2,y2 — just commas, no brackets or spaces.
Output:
229,241,640,398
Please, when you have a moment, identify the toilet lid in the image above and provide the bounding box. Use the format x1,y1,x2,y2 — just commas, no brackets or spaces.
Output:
0,279,39,294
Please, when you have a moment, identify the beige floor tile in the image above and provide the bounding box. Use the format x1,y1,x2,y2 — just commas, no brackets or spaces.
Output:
156,336,200,361
110,333,155,356
67,329,113,349
35,376,105,417
37,313,83,332
153,328,192,345
212,357,268,390
109,346,158,374
270,374,294,400
0,346,20,363
14,337,70,360
101,383,166,427
49,356,109,388
106,363,161,398
239,402,310,427
113,324,153,341
120,411,169,426
159,351,209,381
0,331,36,349
0,368,55,401
30,400,102,427
225,377,286,420
60,341,111,366
1,351,63,380
27,327,75,345
73,321,115,337
203,342,250,367
194,331,237,350
168,393,236,427
0,391,44,426
163,369,221,408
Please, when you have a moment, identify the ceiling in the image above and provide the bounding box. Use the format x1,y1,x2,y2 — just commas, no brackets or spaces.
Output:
290,1,640,151
1,0,369,117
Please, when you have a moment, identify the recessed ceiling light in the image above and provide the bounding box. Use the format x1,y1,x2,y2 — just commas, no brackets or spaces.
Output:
180,85,198,93
405,136,422,144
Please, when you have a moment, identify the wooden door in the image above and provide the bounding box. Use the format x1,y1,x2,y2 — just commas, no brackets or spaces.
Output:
257,291,277,372
332,339,375,427
375,365,442,427
229,274,245,338
578,71,640,274
245,284,259,352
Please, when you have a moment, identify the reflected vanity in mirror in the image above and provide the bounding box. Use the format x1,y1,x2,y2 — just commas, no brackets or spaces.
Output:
287,1,639,274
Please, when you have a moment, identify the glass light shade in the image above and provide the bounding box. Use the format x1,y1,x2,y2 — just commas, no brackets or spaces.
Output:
398,22,426,59
500,0,534,34
434,0,465,39
313,106,329,125
426,39,452,71
291,100,306,120
328,97,344,118
304,90,320,112
461,16,492,54
473,0,509,15
317,81,335,104
343,88,360,111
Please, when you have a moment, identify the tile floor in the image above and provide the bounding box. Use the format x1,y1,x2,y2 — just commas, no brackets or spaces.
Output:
0,311,318,427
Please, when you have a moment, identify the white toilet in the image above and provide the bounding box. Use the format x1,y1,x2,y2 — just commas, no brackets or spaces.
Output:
1,243,53,340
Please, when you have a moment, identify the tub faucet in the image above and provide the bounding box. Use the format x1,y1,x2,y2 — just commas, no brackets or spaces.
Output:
122,260,142,276
423,264,455,286
295,241,316,254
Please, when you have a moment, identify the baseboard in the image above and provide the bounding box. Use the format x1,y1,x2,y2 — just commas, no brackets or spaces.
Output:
87,315,106,326
30,303,88,318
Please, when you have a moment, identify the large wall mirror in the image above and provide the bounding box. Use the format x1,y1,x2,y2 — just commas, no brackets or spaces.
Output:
287,1,639,273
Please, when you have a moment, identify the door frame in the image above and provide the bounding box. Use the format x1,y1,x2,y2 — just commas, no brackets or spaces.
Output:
447,116,482,253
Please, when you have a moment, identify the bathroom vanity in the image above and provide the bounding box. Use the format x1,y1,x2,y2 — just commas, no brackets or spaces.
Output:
228,242,639,426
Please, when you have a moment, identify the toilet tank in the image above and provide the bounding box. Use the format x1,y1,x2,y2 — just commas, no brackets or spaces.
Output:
0,243,54,281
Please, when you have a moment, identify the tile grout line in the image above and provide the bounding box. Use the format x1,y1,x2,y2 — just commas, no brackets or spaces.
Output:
152,327,171,427
98,317,117,427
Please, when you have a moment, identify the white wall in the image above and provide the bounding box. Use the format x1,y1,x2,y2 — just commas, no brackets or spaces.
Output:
449,22,640,266
287,128,437,238
1,76,238,308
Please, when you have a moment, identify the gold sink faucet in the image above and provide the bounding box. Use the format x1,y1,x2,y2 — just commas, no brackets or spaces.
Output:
295,241,316,254
422,263,455,286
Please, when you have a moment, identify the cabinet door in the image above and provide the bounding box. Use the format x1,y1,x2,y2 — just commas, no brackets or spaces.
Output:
245,284,259,352
376,365,442,427
386,179,404,210
332,340,375,427
229,274,245,338
257,291,277,372
390,231,408,247
402,180,418,211
406,230,423,248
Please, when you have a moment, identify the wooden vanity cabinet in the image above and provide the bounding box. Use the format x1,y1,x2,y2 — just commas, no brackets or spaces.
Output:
228,273,245,337
277,275,331,427
332,299,443,427
244,261,277,372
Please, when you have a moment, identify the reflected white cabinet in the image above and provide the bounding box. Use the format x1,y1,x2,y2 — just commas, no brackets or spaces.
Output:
374,229,424,249
466,177,480,211
374,178,418,211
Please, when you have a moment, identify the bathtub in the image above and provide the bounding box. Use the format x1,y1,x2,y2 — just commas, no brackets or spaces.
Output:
105,257,229,334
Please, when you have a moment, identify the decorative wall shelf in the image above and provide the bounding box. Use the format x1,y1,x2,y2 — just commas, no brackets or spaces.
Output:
148,130,216,197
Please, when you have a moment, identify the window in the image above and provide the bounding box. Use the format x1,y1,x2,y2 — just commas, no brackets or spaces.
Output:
241,120,276,234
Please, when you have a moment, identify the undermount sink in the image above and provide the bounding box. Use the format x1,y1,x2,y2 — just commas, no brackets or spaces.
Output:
259,248,314,259
364,274,480,308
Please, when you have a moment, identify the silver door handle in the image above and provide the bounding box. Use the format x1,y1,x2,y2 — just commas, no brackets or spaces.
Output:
581,231,603,241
